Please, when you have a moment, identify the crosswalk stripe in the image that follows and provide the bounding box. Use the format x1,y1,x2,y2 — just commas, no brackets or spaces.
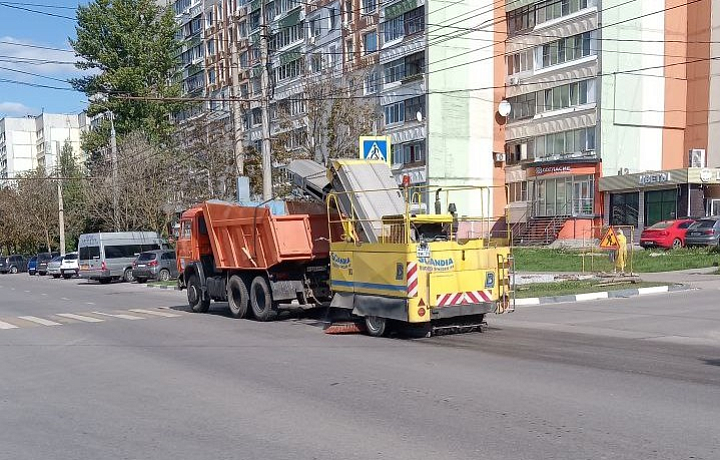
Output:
129,308,181,318
0,320,19,330
92,312,144,320
18,316,62,326
56,313,104,323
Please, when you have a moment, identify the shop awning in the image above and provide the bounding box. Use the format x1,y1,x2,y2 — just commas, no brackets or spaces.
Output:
599,168,720,192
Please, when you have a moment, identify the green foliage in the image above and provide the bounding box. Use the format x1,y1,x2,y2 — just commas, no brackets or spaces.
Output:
513,247,720,274
70,0,183,156
60,142,87,250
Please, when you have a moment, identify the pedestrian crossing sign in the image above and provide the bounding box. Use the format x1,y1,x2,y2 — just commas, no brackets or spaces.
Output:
599,227,619,249
359,136,391,164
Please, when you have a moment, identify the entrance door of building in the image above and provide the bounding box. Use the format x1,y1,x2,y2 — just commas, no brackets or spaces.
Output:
572,178,592,216
710,199,720,217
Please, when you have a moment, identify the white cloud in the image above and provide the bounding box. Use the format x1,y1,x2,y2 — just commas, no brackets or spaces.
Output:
0,101,36,116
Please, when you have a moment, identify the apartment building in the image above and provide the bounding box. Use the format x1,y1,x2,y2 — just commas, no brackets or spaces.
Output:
0,113,84,179
503,0,720,241
173,0,208,122
167,0,507,218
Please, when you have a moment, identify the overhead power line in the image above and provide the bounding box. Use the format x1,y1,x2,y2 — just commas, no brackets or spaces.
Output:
0,1,75,19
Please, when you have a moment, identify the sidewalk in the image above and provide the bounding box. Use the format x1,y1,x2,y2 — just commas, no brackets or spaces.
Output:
639,267,720,290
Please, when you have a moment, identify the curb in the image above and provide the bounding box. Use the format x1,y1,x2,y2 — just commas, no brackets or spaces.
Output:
514,284,691,306
144,283,181,291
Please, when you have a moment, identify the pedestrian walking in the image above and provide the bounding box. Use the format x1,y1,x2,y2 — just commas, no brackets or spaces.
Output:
615,229,627,273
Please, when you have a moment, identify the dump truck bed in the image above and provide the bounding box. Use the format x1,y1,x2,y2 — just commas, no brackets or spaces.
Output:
202,200,332,270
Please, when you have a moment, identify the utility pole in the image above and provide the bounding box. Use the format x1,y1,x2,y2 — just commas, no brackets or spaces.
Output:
259,0,273,200
109,111,119,231
55,141,65,256
231,39,245,177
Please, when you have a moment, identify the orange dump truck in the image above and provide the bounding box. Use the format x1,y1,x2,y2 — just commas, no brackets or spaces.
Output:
176,200,339,320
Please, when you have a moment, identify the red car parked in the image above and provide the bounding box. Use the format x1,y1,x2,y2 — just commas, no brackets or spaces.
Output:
640,219,695,249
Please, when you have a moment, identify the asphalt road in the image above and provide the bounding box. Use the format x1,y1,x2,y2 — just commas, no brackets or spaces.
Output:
1,274,718,460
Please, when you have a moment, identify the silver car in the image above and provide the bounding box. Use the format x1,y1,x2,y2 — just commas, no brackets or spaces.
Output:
684,218,720,247
47,256,65,278
132,250,178,283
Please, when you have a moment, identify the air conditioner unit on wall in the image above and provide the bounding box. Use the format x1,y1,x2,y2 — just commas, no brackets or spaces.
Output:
689,148,706,168
494,153,506,163
508,76,520,85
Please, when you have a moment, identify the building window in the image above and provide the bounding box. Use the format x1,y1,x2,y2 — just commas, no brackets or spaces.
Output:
645,190,678,226
404,51,424,78
508,181,528,202
508,0,595,36
507,5,535,35
508,49,533,75
540,31,595,68
534,175,594,217
208,69,216,84
505,140,534,163
274,59,301,82
535,127,596,158
345,0,352,22
363,32,377,54
329,7,337,30
364,69,379,94
404,7,425,35
508,92,536,121
404,95,425,120
346,39,354,61
310,17,322,37
362,0,377,14
381,7,425,44
537,0,593,25
539,79,596,113
610,192,639,227
384,58,405,83
384,101,405,125
310,53,323,72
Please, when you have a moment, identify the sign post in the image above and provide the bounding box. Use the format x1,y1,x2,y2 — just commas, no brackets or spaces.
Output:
359,136,392,164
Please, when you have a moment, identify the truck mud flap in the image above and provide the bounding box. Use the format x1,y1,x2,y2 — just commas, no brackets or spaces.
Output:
329,294,408,322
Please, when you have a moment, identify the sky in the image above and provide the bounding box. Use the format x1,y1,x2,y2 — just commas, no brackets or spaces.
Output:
0,1,89,118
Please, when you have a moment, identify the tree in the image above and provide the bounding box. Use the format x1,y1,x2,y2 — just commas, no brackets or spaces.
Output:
70,0,183,157
325,73,382,161
60,141,88,250
13,169,59,252
83,131,176,234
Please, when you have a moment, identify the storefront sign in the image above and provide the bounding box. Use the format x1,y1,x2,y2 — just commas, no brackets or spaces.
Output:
535,166,571,176
638,172,670,186
699,168,720,182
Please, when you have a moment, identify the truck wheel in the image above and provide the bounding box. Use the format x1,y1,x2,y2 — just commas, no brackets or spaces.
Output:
365,316,387,337
227,275,249,318
187,274,210,313
250,276,276,321
123,268,134,283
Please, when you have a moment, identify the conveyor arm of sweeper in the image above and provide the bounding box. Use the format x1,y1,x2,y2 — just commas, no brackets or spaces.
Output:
285,159,407,243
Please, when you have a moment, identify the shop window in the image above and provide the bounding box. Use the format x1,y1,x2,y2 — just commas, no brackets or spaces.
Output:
645,189,677,226
533,175,594,217
610,192,639,227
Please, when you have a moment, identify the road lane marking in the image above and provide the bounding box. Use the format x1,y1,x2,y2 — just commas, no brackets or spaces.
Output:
0,320,19,330
85,302,96,306
56,313,104,323
92,312,144,320
18,316,62,326
129,309,181,318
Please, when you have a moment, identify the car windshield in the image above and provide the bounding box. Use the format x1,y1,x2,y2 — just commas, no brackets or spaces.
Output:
692,220,717,229
648,221,672,229
64,253,78,260
51,256,64,262
137,252,156,262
